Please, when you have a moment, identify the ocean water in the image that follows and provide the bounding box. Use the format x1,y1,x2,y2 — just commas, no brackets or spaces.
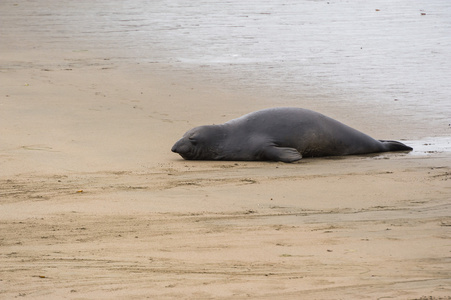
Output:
2,0,450,133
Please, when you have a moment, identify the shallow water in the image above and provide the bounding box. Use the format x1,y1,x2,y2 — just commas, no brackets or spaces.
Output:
2,0,450,133
408,136,451,156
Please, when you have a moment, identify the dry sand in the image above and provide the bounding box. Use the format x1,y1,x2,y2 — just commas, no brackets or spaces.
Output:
1,2,451,300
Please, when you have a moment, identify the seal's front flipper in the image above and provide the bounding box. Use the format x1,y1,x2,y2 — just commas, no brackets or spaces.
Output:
263,146,302,163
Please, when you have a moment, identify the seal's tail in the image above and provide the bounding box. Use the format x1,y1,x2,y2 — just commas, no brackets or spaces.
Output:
379,140,413,152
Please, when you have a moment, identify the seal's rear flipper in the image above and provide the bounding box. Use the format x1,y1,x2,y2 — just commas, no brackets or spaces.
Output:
379,140,413,152
263,146,302,163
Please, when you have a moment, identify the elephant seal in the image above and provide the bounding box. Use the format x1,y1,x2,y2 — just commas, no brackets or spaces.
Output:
171,107,412,163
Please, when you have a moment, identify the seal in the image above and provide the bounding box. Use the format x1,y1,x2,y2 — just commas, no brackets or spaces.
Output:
171,107,412,163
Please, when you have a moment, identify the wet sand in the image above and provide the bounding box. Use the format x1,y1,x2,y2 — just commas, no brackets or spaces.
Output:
1,1,451,299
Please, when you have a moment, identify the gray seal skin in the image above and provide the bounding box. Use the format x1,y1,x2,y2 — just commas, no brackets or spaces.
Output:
171,107,412,163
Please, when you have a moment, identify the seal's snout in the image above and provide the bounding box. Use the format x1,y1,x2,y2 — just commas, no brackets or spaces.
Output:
171,139,184,153
171,143,178,153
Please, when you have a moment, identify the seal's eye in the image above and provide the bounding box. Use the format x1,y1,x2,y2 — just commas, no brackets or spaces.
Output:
189,137,197,146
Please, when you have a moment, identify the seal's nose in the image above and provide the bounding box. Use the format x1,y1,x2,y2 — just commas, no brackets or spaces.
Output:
171,143,178,153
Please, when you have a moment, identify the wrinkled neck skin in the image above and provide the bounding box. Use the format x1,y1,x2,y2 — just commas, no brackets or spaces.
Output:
200,124,268,161
195,125,228,160
218,127,268,161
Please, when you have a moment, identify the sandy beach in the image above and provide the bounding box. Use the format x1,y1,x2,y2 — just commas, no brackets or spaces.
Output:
1,1,451,299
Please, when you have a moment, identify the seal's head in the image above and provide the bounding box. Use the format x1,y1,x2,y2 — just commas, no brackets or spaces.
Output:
171,125,226,160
